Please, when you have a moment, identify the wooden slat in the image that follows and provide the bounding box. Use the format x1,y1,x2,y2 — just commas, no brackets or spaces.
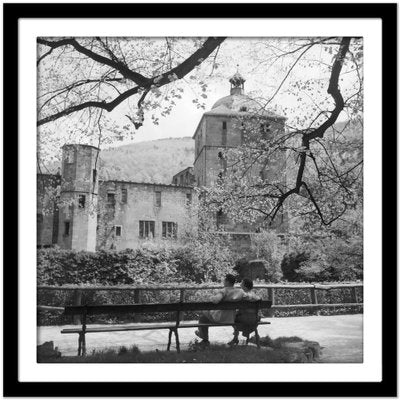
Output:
177,321,271,329
63,300,272,316
37,305,64,311
61,321,272,334
61,324,177,334
272,303,362,309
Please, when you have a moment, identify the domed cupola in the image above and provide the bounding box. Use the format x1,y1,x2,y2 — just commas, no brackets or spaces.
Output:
210,69,261,114
209,69,285,120
229,70,246,95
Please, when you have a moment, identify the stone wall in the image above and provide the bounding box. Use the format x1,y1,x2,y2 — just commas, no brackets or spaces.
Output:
172,167,195,186
96,181,195,250
37,174,60,247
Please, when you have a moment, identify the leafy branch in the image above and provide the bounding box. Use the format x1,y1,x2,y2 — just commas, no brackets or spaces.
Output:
37,37,226,127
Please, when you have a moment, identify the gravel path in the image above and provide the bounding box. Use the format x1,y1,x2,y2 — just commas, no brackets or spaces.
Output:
38,314,363,363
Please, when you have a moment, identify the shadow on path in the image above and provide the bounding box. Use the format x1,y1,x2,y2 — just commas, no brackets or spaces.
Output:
38,314,363,363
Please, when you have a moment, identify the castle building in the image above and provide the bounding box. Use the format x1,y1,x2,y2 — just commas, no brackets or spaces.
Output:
37,146,194,251
37,73,287,251
193,72,286,188
192,72,287,235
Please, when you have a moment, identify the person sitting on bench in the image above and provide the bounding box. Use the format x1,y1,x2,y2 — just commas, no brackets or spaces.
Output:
228,278,261,346
195,274,244,347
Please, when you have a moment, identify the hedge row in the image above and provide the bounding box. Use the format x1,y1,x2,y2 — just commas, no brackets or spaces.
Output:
37,246,233,286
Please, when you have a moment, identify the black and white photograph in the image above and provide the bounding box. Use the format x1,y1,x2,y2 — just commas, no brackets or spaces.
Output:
4,2,396,396
36,35,364,364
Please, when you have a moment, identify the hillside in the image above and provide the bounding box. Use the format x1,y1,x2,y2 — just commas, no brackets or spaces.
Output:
41,121,361,185
99,137,194,184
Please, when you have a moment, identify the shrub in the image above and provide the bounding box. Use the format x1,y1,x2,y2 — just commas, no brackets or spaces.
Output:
171,238,234,284
280,252,309,281
250,231,284,282
37,244,235,287
280,235,363,283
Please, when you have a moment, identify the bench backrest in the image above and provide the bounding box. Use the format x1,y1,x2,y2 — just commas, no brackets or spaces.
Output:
64,300,272,316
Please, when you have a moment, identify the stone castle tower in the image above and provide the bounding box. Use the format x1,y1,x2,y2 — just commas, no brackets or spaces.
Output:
193,71,286,187
58,144,100,251
192,71,287,232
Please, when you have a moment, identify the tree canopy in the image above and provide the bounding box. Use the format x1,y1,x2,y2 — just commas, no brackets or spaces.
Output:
200,37,363,230
37,36,363,231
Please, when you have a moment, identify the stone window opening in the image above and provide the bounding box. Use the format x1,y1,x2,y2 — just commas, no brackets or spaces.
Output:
64,221,70,236
240,122,246,143
260,123,271,135
186,193,192,205
139,220,155,238
155,191,162,207
239,106,247,112
65,148,74,164
219,152,227,172
107,192,115,205
114,225,122,237
222,121,227,146
162,221,177,238
78,194,86,208
121,188,128,204
92,169,97,187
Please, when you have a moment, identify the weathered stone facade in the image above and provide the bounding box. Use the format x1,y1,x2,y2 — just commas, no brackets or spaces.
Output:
37,144,194,251
37,174,60,247
37,73,287,251
58,144,99,252
172,167,195,186
96,180,194,250
193,72,287,234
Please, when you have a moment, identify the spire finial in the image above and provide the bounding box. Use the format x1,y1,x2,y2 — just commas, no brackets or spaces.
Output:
229,67,245,95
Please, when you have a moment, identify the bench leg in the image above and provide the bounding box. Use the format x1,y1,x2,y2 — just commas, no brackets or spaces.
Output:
78,333,82,356
255,329,261,349
82,333,87,356
167,329,173,351
174,329,180,353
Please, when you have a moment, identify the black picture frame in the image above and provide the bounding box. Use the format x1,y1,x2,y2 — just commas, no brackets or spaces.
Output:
3,2,397,397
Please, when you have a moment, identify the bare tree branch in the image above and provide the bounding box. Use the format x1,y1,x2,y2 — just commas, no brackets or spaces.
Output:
37,37,226,127
254,37,353,225
37,37,149,85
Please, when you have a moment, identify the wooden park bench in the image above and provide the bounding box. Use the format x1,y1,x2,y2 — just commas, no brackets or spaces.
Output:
61,300,272,356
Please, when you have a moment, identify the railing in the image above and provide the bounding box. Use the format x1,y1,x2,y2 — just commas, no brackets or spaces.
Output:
37,283,363,317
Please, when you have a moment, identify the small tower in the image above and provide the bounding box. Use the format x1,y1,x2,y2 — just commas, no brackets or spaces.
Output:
193,70,254,187
58,144,99,251
229,67,245,95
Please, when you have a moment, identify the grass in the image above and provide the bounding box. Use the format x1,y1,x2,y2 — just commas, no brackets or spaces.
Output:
39,336,313,363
